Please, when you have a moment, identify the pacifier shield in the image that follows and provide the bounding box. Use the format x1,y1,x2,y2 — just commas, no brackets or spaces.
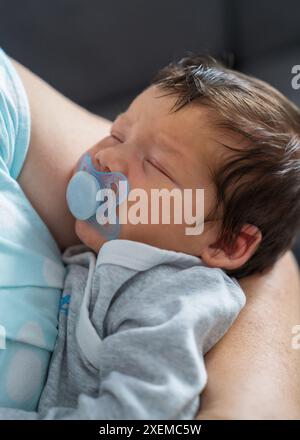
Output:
66,170,100,220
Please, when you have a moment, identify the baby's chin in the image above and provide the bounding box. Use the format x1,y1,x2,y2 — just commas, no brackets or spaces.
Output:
75,219,107,254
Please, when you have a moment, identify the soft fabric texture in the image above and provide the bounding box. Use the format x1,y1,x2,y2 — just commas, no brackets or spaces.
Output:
0,47,65,410
0,240,245,419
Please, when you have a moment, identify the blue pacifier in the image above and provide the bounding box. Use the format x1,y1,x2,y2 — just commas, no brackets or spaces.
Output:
66,153,129,239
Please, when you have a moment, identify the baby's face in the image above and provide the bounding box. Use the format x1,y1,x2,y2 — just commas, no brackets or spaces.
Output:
74,85,230,256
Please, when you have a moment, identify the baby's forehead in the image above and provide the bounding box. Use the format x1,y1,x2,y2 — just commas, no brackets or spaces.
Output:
128,87,246,153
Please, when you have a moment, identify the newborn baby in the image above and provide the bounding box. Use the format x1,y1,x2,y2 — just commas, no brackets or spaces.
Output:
1,52,300,419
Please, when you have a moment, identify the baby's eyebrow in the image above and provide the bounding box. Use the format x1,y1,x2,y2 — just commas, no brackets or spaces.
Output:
155,132,185,159
114,111,132,124
112,112,134,134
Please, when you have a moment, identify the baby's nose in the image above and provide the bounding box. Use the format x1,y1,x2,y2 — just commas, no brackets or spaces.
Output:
94,148,128,176
94,150,111,172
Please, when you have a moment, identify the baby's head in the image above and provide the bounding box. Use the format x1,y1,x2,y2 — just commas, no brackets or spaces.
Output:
74,55,300,278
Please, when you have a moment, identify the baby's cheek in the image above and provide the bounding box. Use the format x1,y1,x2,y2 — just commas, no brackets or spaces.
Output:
75,220,106,253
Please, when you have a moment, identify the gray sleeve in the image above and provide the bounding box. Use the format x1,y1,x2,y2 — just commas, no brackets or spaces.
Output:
0,266,245,420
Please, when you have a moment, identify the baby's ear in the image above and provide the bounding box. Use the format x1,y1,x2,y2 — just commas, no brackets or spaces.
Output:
200,224,262,271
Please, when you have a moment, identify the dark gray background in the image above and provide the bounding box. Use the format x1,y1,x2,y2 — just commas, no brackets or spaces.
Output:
1,0,300,262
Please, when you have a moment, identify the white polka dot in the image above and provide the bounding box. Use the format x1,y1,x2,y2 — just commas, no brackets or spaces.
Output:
6,349,42,403
42,257,65,286
17,321,45,348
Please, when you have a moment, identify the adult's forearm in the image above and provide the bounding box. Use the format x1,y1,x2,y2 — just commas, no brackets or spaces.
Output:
197,250,300,420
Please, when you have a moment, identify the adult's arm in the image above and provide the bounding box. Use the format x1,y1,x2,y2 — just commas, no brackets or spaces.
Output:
198,250,300,419
11,57,300,419
12,57,112,250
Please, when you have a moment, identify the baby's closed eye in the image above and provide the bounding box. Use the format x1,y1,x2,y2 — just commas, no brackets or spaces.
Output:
145,157,173,181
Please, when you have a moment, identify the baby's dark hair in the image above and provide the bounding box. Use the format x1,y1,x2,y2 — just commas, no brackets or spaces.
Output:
151,54,300,278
